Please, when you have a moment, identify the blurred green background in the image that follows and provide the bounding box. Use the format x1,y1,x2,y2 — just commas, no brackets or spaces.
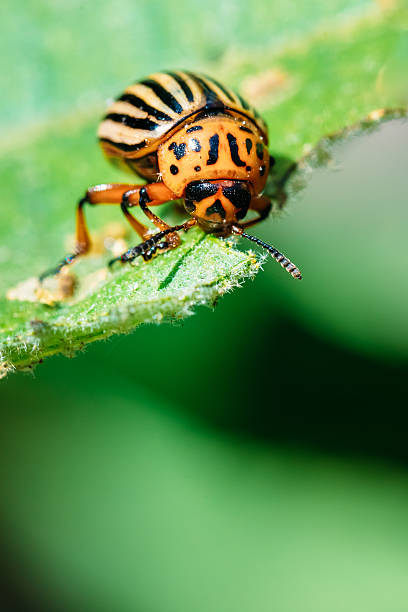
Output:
1,1,408,611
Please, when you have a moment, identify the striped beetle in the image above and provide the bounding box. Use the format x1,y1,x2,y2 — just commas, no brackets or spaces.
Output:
41,71,302,280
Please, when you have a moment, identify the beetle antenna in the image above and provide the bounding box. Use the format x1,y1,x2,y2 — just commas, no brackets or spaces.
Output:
232,226,302,280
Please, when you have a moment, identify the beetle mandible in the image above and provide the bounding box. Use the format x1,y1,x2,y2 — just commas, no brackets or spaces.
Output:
40,71,302,280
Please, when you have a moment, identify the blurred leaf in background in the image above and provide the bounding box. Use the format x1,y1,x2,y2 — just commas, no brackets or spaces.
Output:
2,378,408,612
1,0,408,611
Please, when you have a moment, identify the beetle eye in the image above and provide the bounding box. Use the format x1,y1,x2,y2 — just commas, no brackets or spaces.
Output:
185,181,218,202
222,183,251,219
235,206,249,220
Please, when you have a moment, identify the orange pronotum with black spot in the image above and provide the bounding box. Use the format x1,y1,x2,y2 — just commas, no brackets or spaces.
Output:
40,71,302,280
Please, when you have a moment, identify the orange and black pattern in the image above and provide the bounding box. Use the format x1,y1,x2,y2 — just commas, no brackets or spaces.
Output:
98,71,268,160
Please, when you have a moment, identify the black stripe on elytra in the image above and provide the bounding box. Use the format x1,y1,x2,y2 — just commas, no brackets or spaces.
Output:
187,72,223,107
168,141,187,160
245,138,253,154
186,125,203,133
185,181,218,202
206,199,226,219
227,133,246,167
104,113,158,131
203,74,236,103
99,137,147,152
256,143,264,160
140,79,183,113
139,186,152,205
165,71,194,102
239,125,254,134
207,134,219,165
117,94,172,121
237,93,250,110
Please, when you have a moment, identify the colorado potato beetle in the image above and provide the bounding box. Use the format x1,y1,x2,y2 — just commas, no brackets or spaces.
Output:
41,71,302,280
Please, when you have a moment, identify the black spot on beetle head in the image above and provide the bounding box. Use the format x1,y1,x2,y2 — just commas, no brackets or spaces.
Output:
190,138,201,152
222,181,251,220
185,181,218,202
206,199,226,220
168,142,186,160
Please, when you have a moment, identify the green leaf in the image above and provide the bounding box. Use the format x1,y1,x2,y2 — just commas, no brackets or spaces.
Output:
0,228,259,375
1,2,407,375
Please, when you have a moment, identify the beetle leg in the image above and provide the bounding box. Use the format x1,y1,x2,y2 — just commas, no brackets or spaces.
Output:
108,219,197,268
39,182,177,280
39,183,134,279
121,183,181,249
238,194,271,230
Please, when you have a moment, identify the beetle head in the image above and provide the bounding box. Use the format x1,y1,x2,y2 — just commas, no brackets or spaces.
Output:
184,180,251,235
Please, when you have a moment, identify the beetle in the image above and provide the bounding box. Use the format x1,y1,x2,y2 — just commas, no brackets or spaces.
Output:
40,71,302,280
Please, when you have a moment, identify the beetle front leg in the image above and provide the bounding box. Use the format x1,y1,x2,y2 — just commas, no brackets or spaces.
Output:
39,183,134,280
121,183,181,250
39,182,177,280
109,219,197,268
